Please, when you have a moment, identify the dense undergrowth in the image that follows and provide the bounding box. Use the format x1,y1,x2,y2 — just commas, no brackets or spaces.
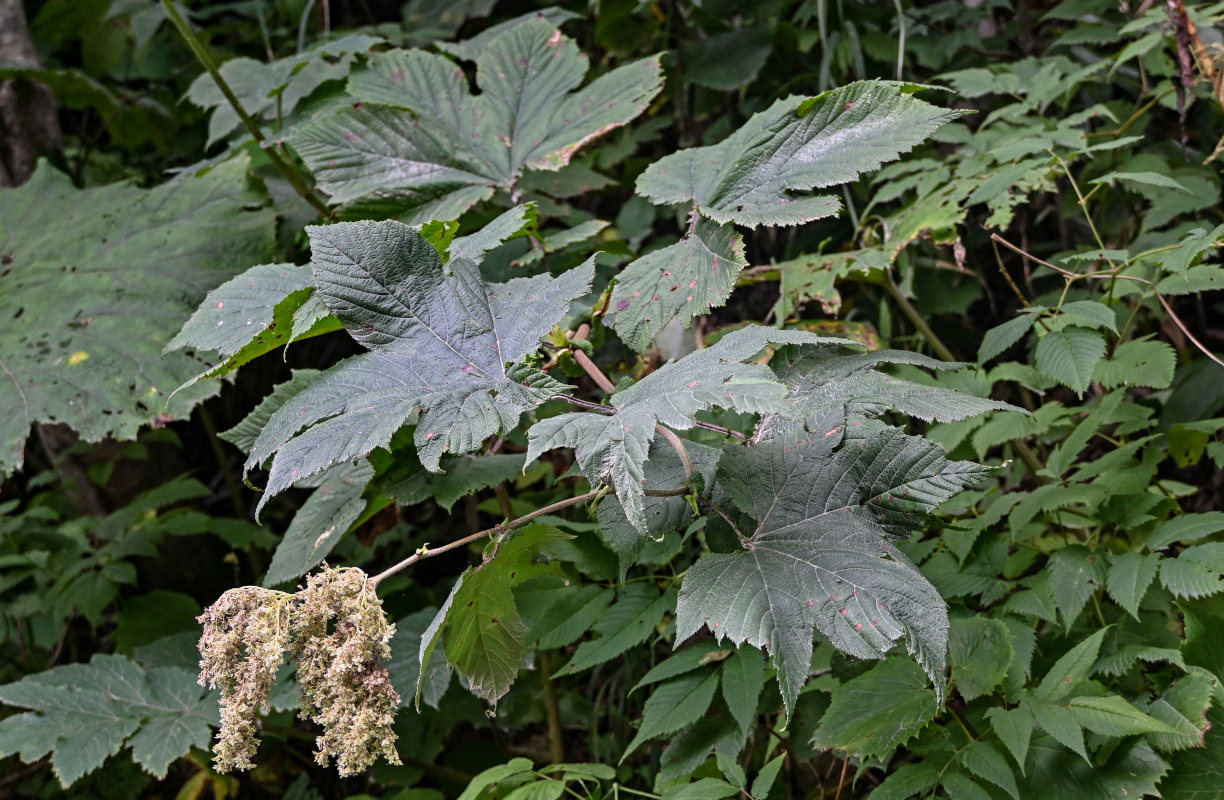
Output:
1,1,1224,799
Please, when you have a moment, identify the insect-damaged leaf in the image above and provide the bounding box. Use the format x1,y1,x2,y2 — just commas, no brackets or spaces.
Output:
0,156,277,476
635,81,963,227
291,18,662,219
245,220,592,514
677,426,991,717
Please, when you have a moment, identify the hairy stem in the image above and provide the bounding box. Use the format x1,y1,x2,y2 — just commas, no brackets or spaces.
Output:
159,0,333,218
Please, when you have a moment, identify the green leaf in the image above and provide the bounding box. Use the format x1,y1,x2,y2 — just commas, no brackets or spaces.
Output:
1034,628,1110,703
186,35,382,146
979,314,1038,363
442,526,568,704
521,584,614,649
1147,512,1224,551
870,763,942,800
610,218,747,352
528,327,848,531
960,740,1020,800
679,426,987,714
0,654,215,786
559,584,674,676
985,706,1034,772
388,608,452,710
1023,737,1168,800
720,646,766,732
1156,265,1224,295
1067,695,1180,736
246,221,593,514
1144,668,1218,751
1158,704,1224,797
632,641,730,691
384,453,530,512
750,755,785,799
450,205,540,263
622,671,720,760
1092,338,1176,390
636,81,963,227
262,460,374,587
1105,552,1160,619
220,370,321,454
0,157,276,475
1155,224,1224,273
949,616,1014,702
683,26,774,90
1048,545,1107,627
296,21,662,218
1090,171,1191,193
456,758,536,800
1057,300,1118,333
1035,326,1106,396
1029,701,1088,762
809,658,937,759
1159,543,1224,599
940,773,994,800
660,778,739,800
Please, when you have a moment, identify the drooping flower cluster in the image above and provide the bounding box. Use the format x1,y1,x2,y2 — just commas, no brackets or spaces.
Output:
197,586,292,772
196,566,400,776
291,567,401,776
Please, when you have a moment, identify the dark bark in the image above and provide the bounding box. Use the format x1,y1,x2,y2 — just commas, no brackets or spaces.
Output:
0,0,62,187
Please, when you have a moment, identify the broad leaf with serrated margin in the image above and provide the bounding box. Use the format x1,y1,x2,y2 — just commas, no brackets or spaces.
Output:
635,81,963,227
527,327,849,531
246,220,592,514
809,658,937,758
292,20,662,219
677,425,991,715
0,157,276,475
1035,326,1106,396
0,654,216,786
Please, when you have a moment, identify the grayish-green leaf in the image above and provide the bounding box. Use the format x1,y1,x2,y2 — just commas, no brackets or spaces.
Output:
1105,551,1160,619
622,671,720,760
979,314,1038,363
636,81,963,227
247,221,593,514
0,654,215,786
949,616,1014,702
1092,338,1176,390
720,646,766,732
0,157,276,475
1159,543,1224,599
559,584,674,676
262,460,373,587
220,370,322,455
610,219,747,352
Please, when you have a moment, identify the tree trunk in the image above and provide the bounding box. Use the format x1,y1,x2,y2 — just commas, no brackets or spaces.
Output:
0,0,62,187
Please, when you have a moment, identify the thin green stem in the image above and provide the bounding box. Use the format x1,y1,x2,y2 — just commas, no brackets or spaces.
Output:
160,0,333,219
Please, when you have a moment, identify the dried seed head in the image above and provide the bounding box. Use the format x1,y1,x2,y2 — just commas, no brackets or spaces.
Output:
197,586,292,773
291,566,401,776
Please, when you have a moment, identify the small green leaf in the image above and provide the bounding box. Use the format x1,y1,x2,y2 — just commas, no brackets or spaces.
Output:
960,740,1020,800
1035,326,1106,396
1034,628,1109,703
1145,669,1219,752
1105,552,1160,619
622,671,720,760
1147,512,1224,551
750,755,785,799
949,616,1014,702
1056,300,1118,333
521,584,614,650
456,758,536,800
720,646,766,732
560,585,675,675
1156,264,1224,295
1090,171,1191,193
660,778,739,800
1159,543,1224,599
985,706,1034,772
1029,701,1088,762
979,313,1038,363
1048,545,1106,627
809,658,937,759
1067,695,1179,736
1092,339,1176,390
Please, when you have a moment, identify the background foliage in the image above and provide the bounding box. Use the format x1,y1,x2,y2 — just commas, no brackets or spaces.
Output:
2,1,1224,798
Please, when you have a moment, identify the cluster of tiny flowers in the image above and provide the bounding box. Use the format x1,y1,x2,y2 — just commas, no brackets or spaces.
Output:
291,567,401,776
197,586,292,772
195,566,401,776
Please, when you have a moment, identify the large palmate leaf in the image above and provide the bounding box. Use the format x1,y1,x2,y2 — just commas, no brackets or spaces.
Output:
635,81,963,227
245,220,592,513
0,654,216,786
290,18,662,219
526,327,851,530
676,426,993,715
0,156,276,475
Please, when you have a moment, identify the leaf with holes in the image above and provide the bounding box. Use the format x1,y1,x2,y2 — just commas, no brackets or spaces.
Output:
0,156,276,476
245,220,592,514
